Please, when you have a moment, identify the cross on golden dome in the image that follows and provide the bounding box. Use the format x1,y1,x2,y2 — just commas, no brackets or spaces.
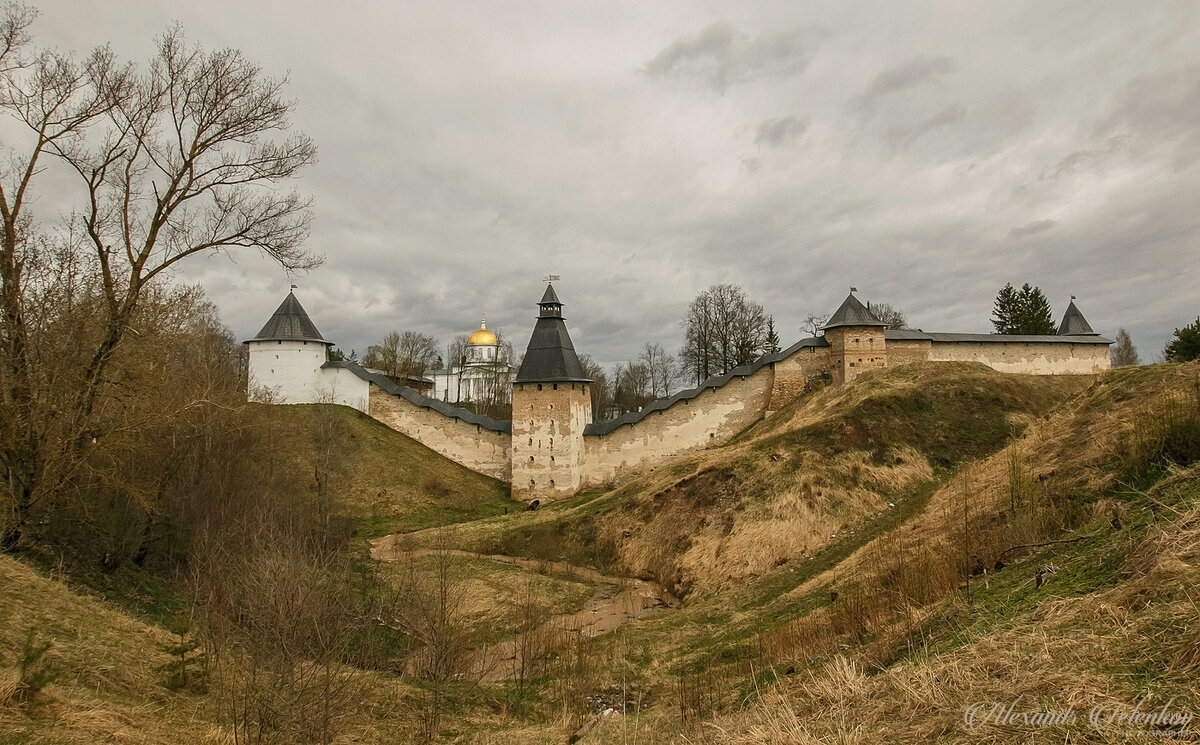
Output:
468,317,497,346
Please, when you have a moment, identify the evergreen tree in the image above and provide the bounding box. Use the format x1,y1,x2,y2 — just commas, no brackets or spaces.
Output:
992,283,1055,334
1164,317,1200,363
764,316,781,354
1111,328,1141,367
1016,284,1055,334
991,283,1019,333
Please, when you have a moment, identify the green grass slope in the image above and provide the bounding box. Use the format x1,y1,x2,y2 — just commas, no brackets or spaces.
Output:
260,403,519,536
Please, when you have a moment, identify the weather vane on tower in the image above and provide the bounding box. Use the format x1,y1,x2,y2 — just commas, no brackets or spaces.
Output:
545,274,560,283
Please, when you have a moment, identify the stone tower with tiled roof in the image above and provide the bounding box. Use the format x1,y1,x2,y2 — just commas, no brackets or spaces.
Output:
823,289,889,385
511,283,592,501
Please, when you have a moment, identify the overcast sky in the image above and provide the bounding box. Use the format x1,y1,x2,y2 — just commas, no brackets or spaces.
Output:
31,1,1200,366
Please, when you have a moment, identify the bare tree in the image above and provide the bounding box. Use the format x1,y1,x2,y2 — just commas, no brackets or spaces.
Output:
578,354,611,420
1112,327,1140,367
640,342,679,398
870,303,908,329
400,547,471,741
0,14,317,548
509,577,553,713
363,330,439,382
445,333,469,371
801,312,830,338
680,284,770,385
613,361,653,414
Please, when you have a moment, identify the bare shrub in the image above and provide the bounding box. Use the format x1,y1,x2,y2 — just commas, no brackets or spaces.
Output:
0,629,54,707
395,546,473,740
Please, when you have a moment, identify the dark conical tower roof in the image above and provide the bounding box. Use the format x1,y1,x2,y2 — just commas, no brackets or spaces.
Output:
823,291,887,330
515,283,590,383
250,291,330,344
1057,299,1098,336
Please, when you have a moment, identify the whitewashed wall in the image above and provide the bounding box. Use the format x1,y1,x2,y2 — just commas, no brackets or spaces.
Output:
247,341,369,412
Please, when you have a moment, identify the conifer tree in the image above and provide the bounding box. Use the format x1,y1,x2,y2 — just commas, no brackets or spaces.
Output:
992,283,1055,334
1164,317,1200,363
991,283,1019,333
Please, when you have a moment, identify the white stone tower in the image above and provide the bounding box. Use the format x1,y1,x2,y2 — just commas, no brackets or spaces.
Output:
245,291,334,403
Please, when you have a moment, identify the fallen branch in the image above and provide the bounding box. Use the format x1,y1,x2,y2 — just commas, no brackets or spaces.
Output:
996,532,1099,562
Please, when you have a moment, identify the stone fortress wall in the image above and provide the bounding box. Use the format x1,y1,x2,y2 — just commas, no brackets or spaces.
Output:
324,328,1108,492
247,289,1113,499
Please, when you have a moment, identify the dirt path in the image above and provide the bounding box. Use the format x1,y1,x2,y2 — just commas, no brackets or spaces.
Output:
370,536,677,681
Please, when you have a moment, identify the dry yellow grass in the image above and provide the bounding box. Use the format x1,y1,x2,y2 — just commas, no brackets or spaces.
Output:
696,472,1200,744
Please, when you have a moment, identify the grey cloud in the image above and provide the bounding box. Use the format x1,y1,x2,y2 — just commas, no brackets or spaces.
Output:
1008,219,1056,239
31,2,1200,368
857,55,954,110
1042,135,1128,180
755,115,809,147
1097,66,1200,168
645,22,815,92
885,104,966,150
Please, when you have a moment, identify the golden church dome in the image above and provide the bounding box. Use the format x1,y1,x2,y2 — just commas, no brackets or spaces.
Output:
467,319,497,346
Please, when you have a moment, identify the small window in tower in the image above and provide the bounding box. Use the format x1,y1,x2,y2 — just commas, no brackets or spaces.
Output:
530,456,534,462
275,355,279,360
270,369,274,374
550,479,555,487
553,383,558,390
528,437,533,446
855,338,860,343
549,437,553,449
549,404,553,410
550,456,555,462
537,384,543,391
277,341,282,345
530,479,535,488
530,420,534,427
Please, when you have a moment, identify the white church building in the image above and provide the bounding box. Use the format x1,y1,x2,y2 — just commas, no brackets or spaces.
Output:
428,319,517,405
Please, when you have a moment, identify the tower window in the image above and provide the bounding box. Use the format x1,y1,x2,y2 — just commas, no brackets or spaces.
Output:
553,383,558,390
550,480,555,487
529,456,534,462
550,456,555,462
537,384,543,391
528,437,533,446
549,404,553,410
530,479,535,488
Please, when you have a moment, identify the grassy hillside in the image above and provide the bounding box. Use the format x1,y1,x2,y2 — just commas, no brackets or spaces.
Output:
4,363,1199,744
260,403,519,537
410,363,1090,597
